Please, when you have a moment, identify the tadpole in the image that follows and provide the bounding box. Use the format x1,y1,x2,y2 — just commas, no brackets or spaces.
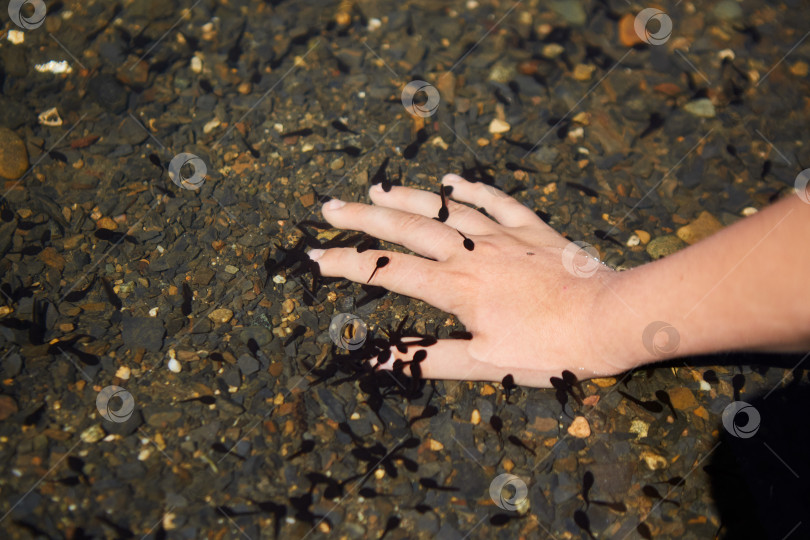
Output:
367,256,390,283
457,230,474,251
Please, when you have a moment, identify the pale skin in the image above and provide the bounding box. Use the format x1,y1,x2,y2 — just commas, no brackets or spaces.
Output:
307,173,810,388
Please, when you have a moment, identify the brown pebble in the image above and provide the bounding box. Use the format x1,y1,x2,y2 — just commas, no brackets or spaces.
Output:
618,13,643,47
0,127,29,180
0,395,18,421
668,387,698,410
96,217,118,230
567,416,591,438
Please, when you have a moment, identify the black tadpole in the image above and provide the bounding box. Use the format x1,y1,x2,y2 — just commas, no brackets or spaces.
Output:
457,230,474,251
367,256,390,283
436,185,450,222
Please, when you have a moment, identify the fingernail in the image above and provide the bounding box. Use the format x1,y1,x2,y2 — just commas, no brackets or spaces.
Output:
307,249,325,261
370,183,384,193
323,199,346,211
442,173,462,184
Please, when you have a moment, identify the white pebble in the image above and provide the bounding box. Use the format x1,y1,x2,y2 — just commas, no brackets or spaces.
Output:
626,234,641,247
741,207,758,216
190,56,203,73
488,118,511,134
168,358,182,373
149,307,159,317
699,380,711,391
273,274,287,284
203,118,220,134
7,30,24,45
34,61,72,75
115,366,131,380
367,18,381,31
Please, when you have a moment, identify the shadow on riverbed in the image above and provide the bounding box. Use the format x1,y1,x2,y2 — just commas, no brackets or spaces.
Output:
697,352,809,540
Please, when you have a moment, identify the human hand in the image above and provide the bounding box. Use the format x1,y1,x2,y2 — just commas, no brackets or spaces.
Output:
307,174,636,388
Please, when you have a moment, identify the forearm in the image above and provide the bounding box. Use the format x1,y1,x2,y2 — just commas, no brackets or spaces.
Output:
595,194,810,369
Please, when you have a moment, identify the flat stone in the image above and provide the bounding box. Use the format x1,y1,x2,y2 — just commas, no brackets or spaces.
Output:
683,98,716,118
208,308,233,324
0,127,28,180
237,354,260,376
122,316,165,352
646,235,686,259
239,326,273,347
676,211,723,245
668,387,698,410
549,0,586,25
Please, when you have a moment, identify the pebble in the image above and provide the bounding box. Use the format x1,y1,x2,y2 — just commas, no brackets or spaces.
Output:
282,298,295,314
567,416,591,438
488,118,510,134
224,265,239,274
683,98,716,118
167,358,182,373
618,13,643,47
0,127,29,180
80,424,106,443
470,409,481,425
676,211,723,245
96,217,117,230
646,235,685,259
634,230,651,244
668,387,698,410
640,451,668,470
713,0,743,21
572,64,594,81
626,234,641,247
0,395,18,421
237,354,260,376
629,419,649,439
115,366,131,380
549,0,586,25
741,207,758,217
330,157,345,170
208,308,234,323
428,439,444,451
122,316,165,352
